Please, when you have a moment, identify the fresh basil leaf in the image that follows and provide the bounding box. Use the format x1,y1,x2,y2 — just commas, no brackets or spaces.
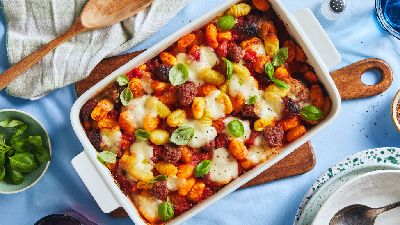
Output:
97,151,117,164
246,95,257,105
195,160,212,178
223,58,233,80
273,79,288,89
9,153,38,172
217,15,236,31
300,105,324,121
169,63,189,86
11,139,26,153
158,200,174,221
264,62,275,80
148,175,168,184
10,170,24,184
120,88,133,106
27,136,42,147
135,129,150,141
0,119,24,128
33,145,51,163
0,166,5,181
170,126,195,145
117,74,129,86
272,48,289,67
227,120,244,137
11,124,27,142
0,134,5,145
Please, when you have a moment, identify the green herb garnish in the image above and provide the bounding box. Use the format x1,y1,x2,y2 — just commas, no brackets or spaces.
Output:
148,175,168,184
117,74,129,86
170,126,195,145
169,63,189,86
216,15,236,31
272,47,289,67
135,129,150,141
227,120,244,137
120,87,133,106
195,160,212,178
300,105,324,121
97,151,117,164
246,95,257,105
158,200,174,221
264,62,288,90
223,58,233,80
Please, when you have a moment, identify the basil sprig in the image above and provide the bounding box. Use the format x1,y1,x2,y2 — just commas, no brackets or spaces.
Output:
135,129,150,141
169,63,189,86
97,151,117,164
120,88,133,106
223,58,233,80
195,160,212,178
0,119,50,184
300,105,324,121
158,200,174,221
117,74,129,86
264,62,288,90
170,126,195,145
148,175,167,184
246,95,257,105
272,47,289,67
227,120,244,137
216,15,236,31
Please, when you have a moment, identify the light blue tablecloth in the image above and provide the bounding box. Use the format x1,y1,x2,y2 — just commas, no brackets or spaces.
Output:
0,0,399,224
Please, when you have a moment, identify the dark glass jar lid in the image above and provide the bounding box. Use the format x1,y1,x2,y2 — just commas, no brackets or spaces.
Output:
34,214,83,225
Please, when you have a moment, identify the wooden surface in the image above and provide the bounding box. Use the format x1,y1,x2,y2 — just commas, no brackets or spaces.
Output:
330,58,393,100
75,52,392,217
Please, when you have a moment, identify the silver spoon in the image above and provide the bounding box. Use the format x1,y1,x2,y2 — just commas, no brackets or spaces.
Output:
329,201,400,225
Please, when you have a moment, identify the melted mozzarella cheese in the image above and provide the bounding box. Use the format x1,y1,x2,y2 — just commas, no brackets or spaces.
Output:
141,76,154,95
229,73,259,99
122,95,157,129
100,129,122,153
255,91,283,121
184,120,218,148
205,90,226,120
223,117,251,142
247,136,270,164
166,176,183,191
176,46,219,85
134,194,162,223
121,141,154,181
210,147,239,184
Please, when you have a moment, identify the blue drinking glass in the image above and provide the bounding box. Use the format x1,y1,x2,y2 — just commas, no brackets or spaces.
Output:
376,0,400,39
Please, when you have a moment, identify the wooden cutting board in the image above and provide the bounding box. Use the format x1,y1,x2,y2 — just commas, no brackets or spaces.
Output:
75,52,392,217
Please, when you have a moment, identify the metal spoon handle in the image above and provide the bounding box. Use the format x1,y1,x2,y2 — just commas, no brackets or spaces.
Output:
376,201,400,215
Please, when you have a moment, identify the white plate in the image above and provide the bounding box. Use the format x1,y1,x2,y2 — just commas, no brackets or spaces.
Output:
312,170,400,225
294,147,400,225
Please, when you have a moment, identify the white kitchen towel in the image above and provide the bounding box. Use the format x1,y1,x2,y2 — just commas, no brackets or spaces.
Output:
2,0,190,99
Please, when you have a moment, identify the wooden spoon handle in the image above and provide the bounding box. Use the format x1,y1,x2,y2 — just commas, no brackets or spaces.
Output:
0,21,86,90
330,58,393,100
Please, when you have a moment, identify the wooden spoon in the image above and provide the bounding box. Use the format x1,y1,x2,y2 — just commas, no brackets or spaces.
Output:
0,0,153,91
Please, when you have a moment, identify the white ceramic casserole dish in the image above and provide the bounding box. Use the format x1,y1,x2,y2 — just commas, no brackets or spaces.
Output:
70,0,342,224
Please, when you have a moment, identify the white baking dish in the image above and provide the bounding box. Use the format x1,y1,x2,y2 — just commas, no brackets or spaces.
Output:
70,0,342,224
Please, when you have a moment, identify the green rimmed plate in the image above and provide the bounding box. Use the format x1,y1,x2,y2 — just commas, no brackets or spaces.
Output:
0,109,51,194
294,147,400,225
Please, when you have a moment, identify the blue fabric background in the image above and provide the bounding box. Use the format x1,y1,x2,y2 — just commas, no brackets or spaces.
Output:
0,0,399,224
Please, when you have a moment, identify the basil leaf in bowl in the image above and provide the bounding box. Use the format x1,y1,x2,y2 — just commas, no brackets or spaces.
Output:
170,126,195,145
0,109,51,194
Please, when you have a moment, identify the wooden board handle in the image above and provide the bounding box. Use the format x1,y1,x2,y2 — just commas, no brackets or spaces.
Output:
330,58,393,100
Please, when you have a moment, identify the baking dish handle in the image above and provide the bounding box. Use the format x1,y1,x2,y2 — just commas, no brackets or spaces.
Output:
292,8,341,70
72,151,121,213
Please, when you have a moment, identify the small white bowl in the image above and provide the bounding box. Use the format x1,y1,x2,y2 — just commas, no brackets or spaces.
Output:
392,89,400,132
312,170,400,225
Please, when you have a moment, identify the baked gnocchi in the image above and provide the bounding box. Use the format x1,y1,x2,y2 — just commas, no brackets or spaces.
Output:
80,1,331,223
